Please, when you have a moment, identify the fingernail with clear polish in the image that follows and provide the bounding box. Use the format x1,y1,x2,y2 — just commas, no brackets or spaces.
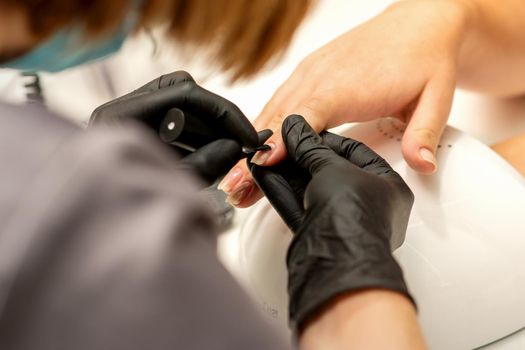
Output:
251,143,274,166
226,182,253,206
218,167,243,193
419,147,437,172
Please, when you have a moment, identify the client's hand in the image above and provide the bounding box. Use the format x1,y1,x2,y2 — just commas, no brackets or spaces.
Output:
90,70,263,185
222,0,472,207
250,115,415,331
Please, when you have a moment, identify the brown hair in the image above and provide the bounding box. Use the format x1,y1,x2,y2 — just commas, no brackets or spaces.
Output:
3,0,313,80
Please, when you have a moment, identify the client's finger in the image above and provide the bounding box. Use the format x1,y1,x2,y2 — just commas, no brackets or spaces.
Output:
401,68,455,174
218,130,272,207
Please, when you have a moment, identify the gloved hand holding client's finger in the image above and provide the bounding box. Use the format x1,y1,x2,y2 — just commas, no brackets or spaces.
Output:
250,115,416,331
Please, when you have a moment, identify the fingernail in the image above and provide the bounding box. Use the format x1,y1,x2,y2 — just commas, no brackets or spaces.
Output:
251,143,274,166
419,147,437,171
226,182,253,206
218,167,243,193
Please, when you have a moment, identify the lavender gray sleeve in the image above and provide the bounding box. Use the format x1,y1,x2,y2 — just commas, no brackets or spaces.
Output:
0,103,290,350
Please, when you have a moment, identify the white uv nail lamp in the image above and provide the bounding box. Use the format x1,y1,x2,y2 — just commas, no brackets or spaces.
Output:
237,119,525,350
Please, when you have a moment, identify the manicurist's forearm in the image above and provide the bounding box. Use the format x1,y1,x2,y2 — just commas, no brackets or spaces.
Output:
299,290,427,350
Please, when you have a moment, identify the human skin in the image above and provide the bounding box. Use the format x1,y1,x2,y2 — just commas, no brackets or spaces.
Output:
300,290,427,350
220,0,525,208
492,133,525,177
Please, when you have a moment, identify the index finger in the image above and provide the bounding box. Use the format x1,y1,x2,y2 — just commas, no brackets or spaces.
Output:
320,131,397,177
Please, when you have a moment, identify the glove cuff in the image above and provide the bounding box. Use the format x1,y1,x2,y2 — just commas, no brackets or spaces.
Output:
287,250,414,332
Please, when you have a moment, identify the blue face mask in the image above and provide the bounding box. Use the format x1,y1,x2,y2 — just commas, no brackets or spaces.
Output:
2,9,138,73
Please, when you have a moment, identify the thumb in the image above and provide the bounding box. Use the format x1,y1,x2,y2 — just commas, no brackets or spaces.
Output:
401,69,455,174
250,96,329,168
250,163,305,232
283,115,341,175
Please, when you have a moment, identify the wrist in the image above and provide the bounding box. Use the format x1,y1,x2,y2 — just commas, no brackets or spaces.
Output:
386,0,477,60
389,0,478,24
299,289,424,350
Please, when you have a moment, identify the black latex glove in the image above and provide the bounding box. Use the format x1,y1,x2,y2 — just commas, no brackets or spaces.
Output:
250,115,415,330
179,129,272,185
90,71,262,185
